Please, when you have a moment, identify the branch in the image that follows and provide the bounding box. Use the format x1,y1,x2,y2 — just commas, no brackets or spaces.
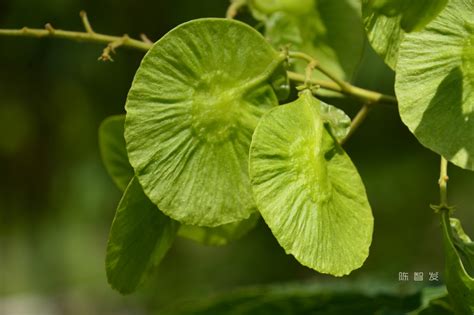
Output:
287,52,397,106
289,51,352,92
0,27,151,51
340,103,373,145
0,11,152,60
99,34,131,61
0,12,398,107
287,72,396,105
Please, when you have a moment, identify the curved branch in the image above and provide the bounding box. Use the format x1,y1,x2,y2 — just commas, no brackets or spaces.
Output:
0,14,397,107
0,27,152,51
287,51,397,105
0,11,151,60
287,71,396,105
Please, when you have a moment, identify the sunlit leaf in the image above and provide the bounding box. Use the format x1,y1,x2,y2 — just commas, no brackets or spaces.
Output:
249,90,373,276
362,0,447,69
178,213,260,246
98,115,134,190
320,101,351,142
250,0,365,85
440,212,474,314
395,0,474,170
99,116,259,245
125,18,286,227
106,177,178,294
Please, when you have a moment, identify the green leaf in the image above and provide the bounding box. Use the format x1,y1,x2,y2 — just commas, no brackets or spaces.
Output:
250,0,365,85
250,0,314,16
249,90,373,276
125,18,286,227
362,0,447,69
414,296,453,315
440,212,474,314
106,177,178,294
178,213,260,246
451,218,474,275
395,0,474,170
162,282,421,315
409,286,453,315
98,115,134,191
99,115,259,245
319,101,351,142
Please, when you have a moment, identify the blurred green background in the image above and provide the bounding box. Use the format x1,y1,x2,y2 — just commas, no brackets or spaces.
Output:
0,0,473,314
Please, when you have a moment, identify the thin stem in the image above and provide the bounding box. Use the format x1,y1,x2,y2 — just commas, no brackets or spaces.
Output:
289,51,353,94
44,23,55,34
0,15,151,56
439,156,449,208
0,15,398,106
431,157,454,215
437,156,455,262
431,156,455,216
340,103,373,145
288,51,313,64
99,34,131,61
304,60,317,87
287,71,397,105
288,71,339,91
226,0,247,19
79,10,95,34
140,33,153,44
0,27,151,51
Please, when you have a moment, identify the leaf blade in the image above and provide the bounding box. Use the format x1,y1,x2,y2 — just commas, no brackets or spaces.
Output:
125,18,285,226
106,177,178,294
99,115,134,191
99,115,261,245
249,91,373,276
251,0,365,84
395,0,474,170
440,213,474,314
362,0,448,69
178,213,260,246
